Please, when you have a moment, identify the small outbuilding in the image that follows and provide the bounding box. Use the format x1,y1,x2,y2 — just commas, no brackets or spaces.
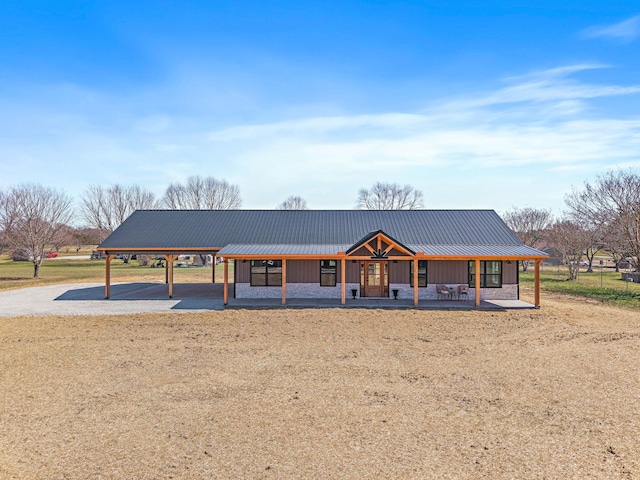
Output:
98,209,548,307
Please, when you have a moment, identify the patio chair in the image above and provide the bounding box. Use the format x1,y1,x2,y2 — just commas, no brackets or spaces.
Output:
457,284,469,301
436,284,452,300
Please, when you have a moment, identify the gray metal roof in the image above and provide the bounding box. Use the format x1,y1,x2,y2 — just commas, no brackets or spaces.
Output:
410,244,548,257
99,209,548,258
218,244,351,255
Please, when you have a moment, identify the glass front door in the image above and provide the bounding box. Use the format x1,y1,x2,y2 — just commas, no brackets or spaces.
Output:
361,261,388,297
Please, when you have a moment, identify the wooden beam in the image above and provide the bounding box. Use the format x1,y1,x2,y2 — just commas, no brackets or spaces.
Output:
535,259,541,308
341,257,346,305
165,259,169,284
105,255,112,299
168,255,174,298
363,243,376,254
282,258,287,305
475,259,481,307
223,260,229,305
413,258,419,306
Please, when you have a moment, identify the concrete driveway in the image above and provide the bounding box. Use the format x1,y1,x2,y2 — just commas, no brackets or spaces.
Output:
0,282,224,317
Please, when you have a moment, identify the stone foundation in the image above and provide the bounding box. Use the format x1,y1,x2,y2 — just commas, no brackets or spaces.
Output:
236,283,518,300
236,283,360,299
390,283,518,301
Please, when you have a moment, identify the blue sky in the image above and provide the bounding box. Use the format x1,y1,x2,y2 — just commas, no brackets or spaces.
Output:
0,1,639,216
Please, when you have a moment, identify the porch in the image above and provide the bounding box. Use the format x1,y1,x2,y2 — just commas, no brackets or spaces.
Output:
225,297,536,310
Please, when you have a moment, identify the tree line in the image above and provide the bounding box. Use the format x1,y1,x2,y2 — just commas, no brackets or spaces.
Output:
502,170,640,280
0,178,424,277
9,169,638,283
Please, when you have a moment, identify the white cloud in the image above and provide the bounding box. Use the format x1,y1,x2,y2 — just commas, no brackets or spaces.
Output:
581,15,640,43
201,65,640,211
1,65,639,214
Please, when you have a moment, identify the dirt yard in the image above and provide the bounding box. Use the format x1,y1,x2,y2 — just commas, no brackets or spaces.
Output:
1,294,639,479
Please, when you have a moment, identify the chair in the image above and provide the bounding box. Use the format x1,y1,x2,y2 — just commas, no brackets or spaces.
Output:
436,284,452,300
457,284,469,301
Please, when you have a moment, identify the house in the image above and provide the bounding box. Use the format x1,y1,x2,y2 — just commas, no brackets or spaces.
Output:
98,209,549,307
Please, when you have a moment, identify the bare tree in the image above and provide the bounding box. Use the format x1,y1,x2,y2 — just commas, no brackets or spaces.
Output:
357,182,424,210
278,196,308,210
546,219,590,281
602,219,630,272
581,224,605,273
502,206,553,272
81,184,159,241
8,184,73,278
163,176,242,210
565,169,640,271
70,227,103,253
0,189,19,255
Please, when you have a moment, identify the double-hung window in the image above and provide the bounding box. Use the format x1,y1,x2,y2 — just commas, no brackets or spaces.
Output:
250,260,283,286
468,261,502,288
320,260,337,286
409,260,428,287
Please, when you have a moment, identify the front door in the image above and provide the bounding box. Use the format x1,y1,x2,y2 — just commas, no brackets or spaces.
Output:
361,261,388,297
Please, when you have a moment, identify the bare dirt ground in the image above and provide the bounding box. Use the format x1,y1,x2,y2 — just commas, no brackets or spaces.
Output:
1,293,639,479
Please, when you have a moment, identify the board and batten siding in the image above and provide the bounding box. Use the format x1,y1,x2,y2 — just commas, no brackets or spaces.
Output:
235,258,517,285
236,259,345,284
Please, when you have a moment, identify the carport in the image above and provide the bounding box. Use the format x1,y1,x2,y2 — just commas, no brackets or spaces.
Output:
102,249,220,299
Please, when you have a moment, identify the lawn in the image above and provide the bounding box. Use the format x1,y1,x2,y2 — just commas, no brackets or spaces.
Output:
0,256,234,292
520,264,640,310
1,296,639,478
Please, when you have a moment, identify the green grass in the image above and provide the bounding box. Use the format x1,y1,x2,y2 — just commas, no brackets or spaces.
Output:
521,265,640,310
0,256,234,292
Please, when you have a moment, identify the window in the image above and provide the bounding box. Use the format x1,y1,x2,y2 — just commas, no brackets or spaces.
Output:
468,261,502,288
320,260,337,286
410,260,428,287
250,260,282,286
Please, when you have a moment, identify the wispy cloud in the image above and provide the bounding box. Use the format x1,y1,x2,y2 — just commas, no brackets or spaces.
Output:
1,65,639,213
202,65,640,210
581,15,640,43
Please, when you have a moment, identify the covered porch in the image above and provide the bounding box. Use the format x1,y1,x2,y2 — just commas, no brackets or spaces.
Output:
225,296,536,310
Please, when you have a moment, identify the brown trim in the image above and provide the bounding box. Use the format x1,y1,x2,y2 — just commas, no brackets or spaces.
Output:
221,253,548,261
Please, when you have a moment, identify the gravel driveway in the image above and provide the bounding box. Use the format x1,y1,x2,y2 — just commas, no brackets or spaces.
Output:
0,282,224,317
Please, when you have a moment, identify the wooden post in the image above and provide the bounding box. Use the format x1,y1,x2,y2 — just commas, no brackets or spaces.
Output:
165,256,169,284
413,258,419,306
212,256,216,284
534,259,541,308
105,254,112,299
475,259,481,307
282,259,287,305
168,255,174,298
223,259,229,305
341,258,346,305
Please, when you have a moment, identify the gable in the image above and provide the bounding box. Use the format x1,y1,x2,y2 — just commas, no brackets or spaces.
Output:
346,230,415,258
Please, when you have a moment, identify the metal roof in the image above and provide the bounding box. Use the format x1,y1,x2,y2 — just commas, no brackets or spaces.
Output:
218,244,351,255
410,244,548,257
99,209,548,258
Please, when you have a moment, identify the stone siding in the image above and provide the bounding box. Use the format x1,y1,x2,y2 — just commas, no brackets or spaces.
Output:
391,283,518,300
236,282,518,300
236,283,360,299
